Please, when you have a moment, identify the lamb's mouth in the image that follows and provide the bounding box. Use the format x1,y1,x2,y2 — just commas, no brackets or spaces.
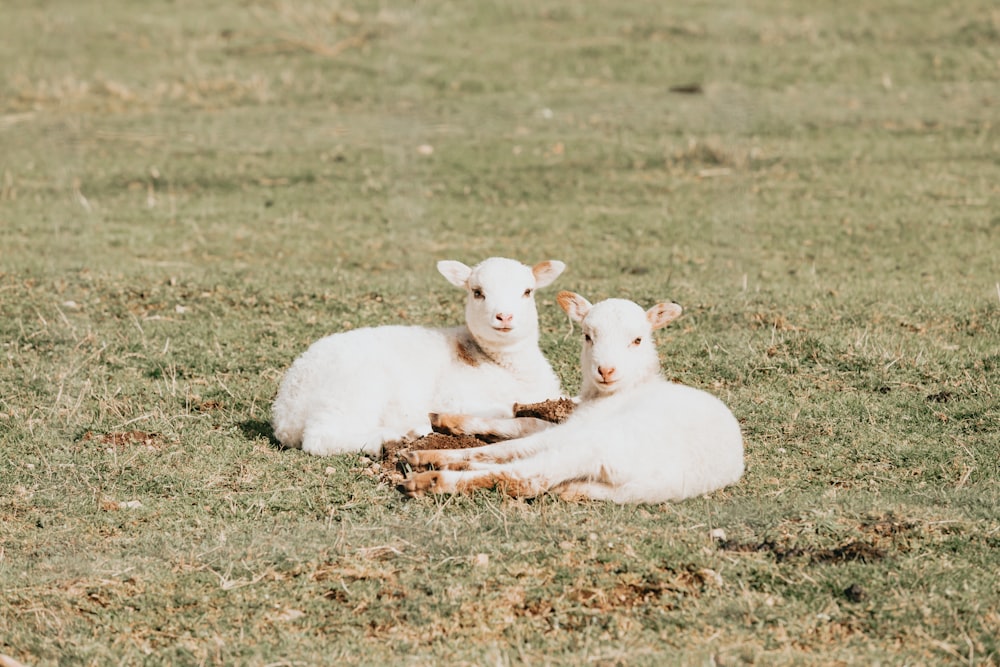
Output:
493,326,514,333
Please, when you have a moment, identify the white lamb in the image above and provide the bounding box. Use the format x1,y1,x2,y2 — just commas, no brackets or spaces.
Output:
398,291,745,503
271,257,566,456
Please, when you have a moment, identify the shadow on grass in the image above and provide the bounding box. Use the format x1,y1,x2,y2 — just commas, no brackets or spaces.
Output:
718,538,886,564
238,419,283,449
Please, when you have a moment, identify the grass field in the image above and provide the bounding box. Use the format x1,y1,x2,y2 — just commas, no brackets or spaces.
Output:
2,1,998,664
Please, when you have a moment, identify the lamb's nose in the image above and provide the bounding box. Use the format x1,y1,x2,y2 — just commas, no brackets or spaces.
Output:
598,366,617,383
495,313,513,326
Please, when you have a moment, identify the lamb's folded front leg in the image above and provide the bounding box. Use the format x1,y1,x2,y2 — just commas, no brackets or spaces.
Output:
402,432,550,470
430,412,554,440
397,468,552,498
399,431,606,499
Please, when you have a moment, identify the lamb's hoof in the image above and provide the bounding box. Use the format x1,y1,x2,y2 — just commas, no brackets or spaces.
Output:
397,471,442,497
429,412,466,435
401,450,423,468
397,478,424,498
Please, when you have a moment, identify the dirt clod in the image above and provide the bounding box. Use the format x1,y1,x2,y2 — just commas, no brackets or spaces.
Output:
513,398,576,423
843,583,868,603
926,391,952,403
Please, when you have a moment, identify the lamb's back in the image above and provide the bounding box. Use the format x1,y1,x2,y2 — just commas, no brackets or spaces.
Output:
271,326,455,445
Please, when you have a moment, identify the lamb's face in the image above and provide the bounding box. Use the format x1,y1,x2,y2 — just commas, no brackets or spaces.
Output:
438,257,565,348
579,300,659,396
558,293,682,400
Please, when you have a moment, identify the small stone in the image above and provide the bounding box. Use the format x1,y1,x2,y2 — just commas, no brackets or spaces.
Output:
843,583,867,603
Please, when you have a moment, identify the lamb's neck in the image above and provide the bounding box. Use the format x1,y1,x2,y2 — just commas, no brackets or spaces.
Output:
469,331,544,370
579,383,617,403
579,372,660,403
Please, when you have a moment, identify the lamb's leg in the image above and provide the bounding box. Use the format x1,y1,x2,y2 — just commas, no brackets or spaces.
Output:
400,436,614,499
430,413,553,440
397,468,552,498
399,471,625,502
402,433,550,470
552,479,621,502
400,439,599,495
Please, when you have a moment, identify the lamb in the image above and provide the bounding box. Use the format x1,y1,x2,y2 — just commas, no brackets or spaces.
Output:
271,257,566,456
398,291,745,503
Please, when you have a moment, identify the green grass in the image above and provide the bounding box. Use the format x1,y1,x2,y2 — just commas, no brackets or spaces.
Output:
2,0,998,664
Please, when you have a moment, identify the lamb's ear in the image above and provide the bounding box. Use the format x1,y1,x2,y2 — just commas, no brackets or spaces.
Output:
532,260,566,288
647,302,683,330
438,260,472,288
557,291,592,323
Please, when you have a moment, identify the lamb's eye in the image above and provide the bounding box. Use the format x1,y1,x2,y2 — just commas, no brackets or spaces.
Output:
584,333,593,344
523,288,533,297
472,288,485,300
632,337,643,346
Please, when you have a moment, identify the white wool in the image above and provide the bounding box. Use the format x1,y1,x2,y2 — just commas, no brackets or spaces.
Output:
401,292,744,503
271,257,565,456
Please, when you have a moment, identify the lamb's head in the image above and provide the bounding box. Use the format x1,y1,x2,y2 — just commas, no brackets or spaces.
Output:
438,257,566,348
557,291,682,400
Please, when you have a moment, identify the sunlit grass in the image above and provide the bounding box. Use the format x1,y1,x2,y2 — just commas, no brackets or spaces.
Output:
1,0,998,664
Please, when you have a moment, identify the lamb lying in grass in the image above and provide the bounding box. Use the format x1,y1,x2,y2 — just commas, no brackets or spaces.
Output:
398,291,745,503
271,257,566,456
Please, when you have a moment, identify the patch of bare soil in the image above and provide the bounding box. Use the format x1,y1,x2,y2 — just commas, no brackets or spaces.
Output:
573,566,718,612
